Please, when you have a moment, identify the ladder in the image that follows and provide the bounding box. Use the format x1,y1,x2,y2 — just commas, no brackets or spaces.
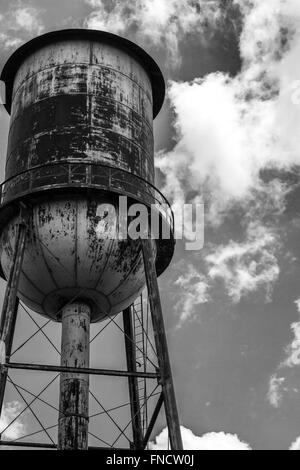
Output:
132,293,148,435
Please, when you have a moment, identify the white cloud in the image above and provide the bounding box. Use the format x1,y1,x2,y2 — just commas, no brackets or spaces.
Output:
84,0,128,36
0,5,44,50
206,222,280,303
12,7,44,34
84,0,238,66
174,263,210,328
150,426,252,450
282,325,300,368
0,401,26,440
156,0,300,221
0,33,23,49
290,436,300,450
280,299,300,368
155,0,300,306
267,299,300,408
267,375,286,408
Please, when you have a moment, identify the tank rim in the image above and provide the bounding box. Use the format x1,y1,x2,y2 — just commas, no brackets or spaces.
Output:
0,28,165,118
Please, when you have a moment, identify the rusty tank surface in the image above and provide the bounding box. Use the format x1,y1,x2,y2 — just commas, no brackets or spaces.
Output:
0,29,174,322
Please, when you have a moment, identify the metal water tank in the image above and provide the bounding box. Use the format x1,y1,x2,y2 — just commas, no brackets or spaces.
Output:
0,29,174,322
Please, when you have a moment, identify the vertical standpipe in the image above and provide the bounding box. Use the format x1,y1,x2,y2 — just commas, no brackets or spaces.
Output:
58,303,90,450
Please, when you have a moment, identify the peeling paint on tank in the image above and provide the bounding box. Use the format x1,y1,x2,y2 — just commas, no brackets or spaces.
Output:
6,42,154,183
0,33,172,322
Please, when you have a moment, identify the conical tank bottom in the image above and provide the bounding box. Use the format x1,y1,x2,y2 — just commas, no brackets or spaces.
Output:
0,194,153,322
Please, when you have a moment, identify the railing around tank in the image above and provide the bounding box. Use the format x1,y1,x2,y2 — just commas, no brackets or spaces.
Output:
0,160,174,233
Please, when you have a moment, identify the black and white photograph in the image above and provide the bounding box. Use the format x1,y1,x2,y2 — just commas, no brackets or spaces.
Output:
0,0,299,454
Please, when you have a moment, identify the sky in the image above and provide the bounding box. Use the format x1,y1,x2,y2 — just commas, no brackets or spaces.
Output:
1,0,300,450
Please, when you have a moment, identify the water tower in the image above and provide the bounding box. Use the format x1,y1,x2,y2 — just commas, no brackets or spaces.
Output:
0,29,182,450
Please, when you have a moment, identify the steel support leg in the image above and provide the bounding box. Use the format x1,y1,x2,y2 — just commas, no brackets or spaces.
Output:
141,239,183,450
0,222,26,421
142,392,164,449
58,302,90,450
123,306,143,449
